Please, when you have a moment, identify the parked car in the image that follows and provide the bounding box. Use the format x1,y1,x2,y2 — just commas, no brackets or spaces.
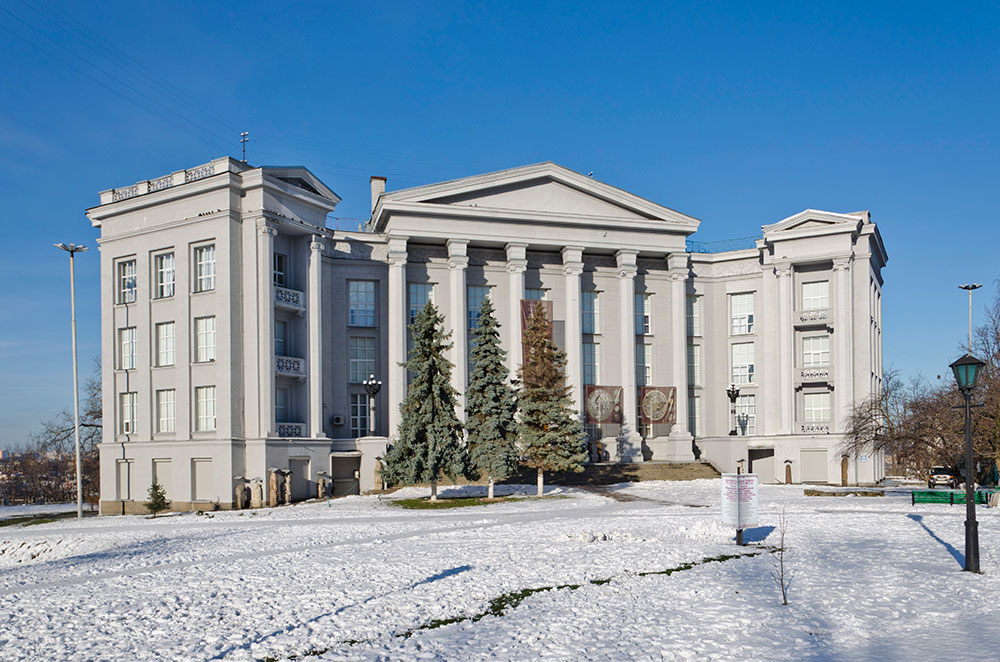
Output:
928,466,960,489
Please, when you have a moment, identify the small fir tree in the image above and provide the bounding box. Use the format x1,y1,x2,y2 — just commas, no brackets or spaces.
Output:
518,300,587,496
145,478,169,517
381,300,469,500
466,297,520,499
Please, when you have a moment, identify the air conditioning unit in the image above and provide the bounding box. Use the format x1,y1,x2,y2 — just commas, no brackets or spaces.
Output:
331,414,345,426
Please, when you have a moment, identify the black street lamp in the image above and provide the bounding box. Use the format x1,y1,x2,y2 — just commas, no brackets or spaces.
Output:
950,352,985,573
727,384,740,436
362,374,382,436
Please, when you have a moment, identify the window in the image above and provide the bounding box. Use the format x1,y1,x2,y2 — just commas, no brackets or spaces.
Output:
349,337,375,383
195,386,216,431
119,392,137,434
275,387,289,423
156,389,175,433
467,285,489,331
350,393,369,438
524,288,545,301
118,260,136,304
154,253,175,298
408,283,434,325
687,344,700,387
735,394,756,436
273,253,287,287
349,281,376,327
802,281,829,310
635,293,651,335
803,335,830,367
119,327,136,370
688,395,701,437
193,244,216,292
635,343,651,387
582,291,599,334
732,342,755,384
195,317,216,363
155,322,175,367
804,392,831,422
273,320,287,357
583,342,598,386
686,295,701,336
730,292,754,334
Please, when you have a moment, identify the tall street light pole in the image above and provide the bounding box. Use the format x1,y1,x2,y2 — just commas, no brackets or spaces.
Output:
959,283,982,351
362,375,382,436
950,352,985,573
727,384,740,436
55,243,88,519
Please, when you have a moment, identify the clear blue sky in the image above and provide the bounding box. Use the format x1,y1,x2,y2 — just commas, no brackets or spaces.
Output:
1,1,997,447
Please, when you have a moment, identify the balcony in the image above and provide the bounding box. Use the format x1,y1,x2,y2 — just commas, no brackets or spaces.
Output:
797,366,831,384
796,308,830,327
274,286,305,315
276,355,306,380
276,422,307,438
798,422,830,434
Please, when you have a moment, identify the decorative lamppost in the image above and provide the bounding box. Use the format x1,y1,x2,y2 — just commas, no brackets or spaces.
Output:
727,384,740,436
950,352,985,573
362,374,382,436
55,242,87,519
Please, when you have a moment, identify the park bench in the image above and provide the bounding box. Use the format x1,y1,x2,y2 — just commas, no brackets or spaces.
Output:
911,490,995,506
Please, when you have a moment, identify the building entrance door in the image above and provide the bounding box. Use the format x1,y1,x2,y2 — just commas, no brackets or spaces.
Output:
289,458,311,501
749,448,775,484
800,449,828,484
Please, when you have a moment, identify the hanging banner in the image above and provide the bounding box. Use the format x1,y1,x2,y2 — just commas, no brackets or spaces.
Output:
639,386,677,424
520,299,554,338
585,385,623,424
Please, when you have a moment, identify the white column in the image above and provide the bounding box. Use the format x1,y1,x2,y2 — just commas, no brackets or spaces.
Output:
308,236,325,439
562,246,584,417
775,262,793,434
616,249,642,460
666,253,694,460
447,239,469,420
506,243,528,379
387,235,408,439
256,220,276,439
833,256,854,433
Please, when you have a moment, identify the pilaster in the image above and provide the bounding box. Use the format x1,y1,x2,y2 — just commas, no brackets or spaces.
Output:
307,236,325,439
666,252,694,460
833,256,854,433
506,243,528,379
562,246,584,417
256,219,277,439
387,235,408,438
616,249,642,460
775,262,793,434
447,239,469,419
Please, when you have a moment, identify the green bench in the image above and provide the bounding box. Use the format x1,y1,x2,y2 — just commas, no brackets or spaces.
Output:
911,490,995,506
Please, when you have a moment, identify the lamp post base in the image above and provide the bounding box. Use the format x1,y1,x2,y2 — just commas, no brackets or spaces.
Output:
965,518,981,573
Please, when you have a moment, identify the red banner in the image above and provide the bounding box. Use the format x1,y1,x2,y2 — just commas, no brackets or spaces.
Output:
639,386,676,424
585,385,623,424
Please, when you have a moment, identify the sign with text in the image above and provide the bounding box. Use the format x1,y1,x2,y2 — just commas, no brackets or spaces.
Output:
721,473,759,529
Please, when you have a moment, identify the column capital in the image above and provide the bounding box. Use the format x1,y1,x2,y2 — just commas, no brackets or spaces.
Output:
616,248,638,279
507,260,527,274
667,269,687,282
447,238,469,270
774,261,792,278
832,255,853,271
256,218,277,236
562,245,584,276
505,242,528,262
310,235,326,253
387,234,408,266
666,252,689,272
448,256,469,270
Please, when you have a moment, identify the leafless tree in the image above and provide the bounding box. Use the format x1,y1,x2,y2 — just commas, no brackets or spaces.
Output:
771,508,790,606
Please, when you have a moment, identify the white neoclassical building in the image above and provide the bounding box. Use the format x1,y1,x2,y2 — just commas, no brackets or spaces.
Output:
87,157,887,512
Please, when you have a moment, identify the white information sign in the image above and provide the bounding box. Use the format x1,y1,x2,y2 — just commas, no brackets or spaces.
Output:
721,473,759,529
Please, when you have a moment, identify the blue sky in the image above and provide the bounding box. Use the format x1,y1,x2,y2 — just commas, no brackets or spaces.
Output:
1,1,998,447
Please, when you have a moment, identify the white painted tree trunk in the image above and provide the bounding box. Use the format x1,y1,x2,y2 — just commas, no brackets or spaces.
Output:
537,468,544,497
488,477,495,500
430,480,438,502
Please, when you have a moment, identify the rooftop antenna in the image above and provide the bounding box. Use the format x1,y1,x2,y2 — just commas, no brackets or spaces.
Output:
240,131,249,163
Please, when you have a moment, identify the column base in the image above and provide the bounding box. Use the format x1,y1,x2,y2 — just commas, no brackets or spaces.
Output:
665,429,696,462
616,428,645,463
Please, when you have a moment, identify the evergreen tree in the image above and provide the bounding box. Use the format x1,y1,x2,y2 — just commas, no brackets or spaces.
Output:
518,300,587,496
381,300,468,500
145,478,169,517
466,297,520,499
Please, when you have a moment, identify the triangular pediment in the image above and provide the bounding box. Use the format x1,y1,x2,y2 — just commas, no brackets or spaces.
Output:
763,209,866,236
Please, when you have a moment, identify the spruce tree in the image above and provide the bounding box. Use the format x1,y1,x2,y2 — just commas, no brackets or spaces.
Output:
518,300,587,496
145,478,169,517
466,297,520,499
381,300,468,500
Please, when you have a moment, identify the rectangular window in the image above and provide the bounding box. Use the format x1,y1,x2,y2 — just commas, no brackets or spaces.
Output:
155,322,175,367
349,281,376,327
195,386,216,431
802,280,829,310
686,295,701,336
195,316,216,363
804,392,831,422
156,389,175,433
193,244,216,293
275,387,288,423
467,285,489,331
735,394,756,436
688,395,701,437
524,288,545,301
119,392,137,434
273,253,287,287
350,393,369,438
119,327,136,370
635,293,651,335
730,292,754,335
349,337,375,383
687,344,700,387
583,342,598,386
408,283,434,325
802,335,830,367
275,320,287,357
582,291,599,335
154,253,175,299
118,259,137,304
635,343,651,387
732,342,755,384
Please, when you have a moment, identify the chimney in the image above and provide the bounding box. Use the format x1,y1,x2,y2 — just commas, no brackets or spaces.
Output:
370,176,386,213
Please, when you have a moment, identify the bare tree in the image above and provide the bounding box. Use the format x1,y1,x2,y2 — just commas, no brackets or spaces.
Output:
771,509,790,606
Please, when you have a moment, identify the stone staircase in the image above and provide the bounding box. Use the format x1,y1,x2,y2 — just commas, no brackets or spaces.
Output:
504,461,720,486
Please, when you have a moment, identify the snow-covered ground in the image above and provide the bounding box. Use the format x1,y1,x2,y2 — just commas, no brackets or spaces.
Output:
0,502,83,520
1,480,998,661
